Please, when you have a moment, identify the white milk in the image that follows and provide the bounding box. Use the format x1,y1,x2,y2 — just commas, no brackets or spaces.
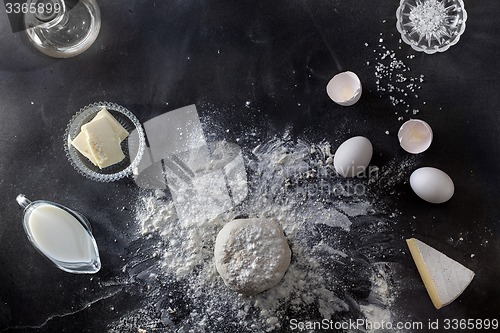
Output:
27,204,93,263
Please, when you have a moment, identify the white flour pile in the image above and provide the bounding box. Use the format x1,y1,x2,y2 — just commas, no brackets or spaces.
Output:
108,135,411,332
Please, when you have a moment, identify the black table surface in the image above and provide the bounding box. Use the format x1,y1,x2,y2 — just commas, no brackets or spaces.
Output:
0,0,499,332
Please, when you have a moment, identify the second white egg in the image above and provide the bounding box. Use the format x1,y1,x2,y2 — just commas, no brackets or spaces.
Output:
410,167,454,204
333,136,373,177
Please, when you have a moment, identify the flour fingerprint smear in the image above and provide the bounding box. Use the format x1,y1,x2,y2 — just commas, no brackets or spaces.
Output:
109,135,413,333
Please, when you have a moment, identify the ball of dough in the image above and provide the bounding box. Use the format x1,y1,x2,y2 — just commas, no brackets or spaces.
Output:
214,218,291,296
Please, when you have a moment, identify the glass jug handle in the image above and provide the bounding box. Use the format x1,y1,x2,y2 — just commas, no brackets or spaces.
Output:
16,194,32,209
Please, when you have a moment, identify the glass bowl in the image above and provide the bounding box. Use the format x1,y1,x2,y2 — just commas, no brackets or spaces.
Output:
396,0,467,54
64,102,146,182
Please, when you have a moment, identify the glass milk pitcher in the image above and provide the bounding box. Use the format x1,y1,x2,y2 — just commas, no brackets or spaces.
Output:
16,194,101,274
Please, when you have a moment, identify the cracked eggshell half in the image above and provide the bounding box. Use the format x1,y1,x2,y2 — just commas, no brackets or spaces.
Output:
334,136,373,178
398,119,433,154
410,167,454,204
326,71,362,106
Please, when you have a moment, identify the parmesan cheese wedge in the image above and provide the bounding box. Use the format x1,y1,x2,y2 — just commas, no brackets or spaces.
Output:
406,238,474,309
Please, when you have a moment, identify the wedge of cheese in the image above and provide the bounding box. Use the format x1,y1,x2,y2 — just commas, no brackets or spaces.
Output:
406,238,474,309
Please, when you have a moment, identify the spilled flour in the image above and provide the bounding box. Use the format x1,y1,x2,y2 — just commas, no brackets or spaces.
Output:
109,136,412,333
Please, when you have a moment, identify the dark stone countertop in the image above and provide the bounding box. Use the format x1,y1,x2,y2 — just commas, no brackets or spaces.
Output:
0,0,499,332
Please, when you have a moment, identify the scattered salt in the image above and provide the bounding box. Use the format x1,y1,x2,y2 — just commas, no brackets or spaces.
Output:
370,36,426,119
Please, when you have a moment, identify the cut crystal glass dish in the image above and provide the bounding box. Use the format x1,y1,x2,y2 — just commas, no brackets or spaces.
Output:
396,0,467,54
64,102,146,182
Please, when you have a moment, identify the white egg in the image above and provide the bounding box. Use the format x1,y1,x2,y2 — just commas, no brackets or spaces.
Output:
410,167,454,204
326,71,362,106
334,136,373,177
398,119,433,154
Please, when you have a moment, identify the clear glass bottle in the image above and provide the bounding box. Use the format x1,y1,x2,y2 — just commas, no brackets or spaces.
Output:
24,0,101,58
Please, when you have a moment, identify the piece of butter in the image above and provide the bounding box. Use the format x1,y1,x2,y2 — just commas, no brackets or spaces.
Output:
406,238,474,309
84,117,125,169
83,108,129,142
71,130,98,166
71,108,130,169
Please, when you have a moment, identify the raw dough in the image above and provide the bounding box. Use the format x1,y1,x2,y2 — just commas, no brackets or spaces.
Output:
214,218,291,296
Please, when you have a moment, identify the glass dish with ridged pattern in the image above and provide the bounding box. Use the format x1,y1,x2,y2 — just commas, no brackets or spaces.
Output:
64,102,146,182
396,0,467,54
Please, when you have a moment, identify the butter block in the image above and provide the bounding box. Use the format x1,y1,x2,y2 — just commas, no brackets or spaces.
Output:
94,108,129,141
406,238,474,309
83,108,129,142
84,117,125,169
71,130,99,166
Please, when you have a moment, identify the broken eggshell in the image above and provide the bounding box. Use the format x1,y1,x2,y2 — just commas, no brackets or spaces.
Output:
398,119,433,154
326,71,362,106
